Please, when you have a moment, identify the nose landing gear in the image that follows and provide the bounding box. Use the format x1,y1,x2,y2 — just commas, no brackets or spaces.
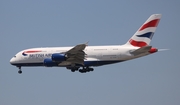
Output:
17,66,22,74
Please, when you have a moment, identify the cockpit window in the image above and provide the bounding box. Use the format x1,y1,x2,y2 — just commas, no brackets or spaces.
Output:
14,56,16,58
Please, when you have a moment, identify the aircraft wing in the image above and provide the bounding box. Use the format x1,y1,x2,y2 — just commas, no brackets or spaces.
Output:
130,46,152,56
59,43,87,66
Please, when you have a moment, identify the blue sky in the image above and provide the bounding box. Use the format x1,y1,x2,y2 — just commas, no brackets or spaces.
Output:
0,0,180,105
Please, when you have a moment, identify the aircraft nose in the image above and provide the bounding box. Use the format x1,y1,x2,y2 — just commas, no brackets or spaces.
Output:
10,57,15,65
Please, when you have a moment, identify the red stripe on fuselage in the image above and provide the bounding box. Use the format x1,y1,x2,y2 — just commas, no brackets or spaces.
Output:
24,50,42,53
129,39,147,47
139,19,160,31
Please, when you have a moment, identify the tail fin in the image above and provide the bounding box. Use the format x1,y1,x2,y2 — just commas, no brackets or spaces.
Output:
125,14,162,47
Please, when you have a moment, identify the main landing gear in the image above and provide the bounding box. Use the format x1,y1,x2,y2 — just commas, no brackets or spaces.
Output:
66,67,79,72
17,66,22,74
79,67,94,73
67,66,94,73
66,66,94,73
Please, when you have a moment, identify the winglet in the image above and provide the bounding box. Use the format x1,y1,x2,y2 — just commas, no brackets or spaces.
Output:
85,41,89,46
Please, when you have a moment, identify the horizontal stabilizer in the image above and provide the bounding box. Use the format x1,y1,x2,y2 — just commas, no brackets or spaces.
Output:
130,46,152,56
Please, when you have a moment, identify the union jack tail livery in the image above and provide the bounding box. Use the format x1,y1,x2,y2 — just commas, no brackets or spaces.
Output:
126,14,162,47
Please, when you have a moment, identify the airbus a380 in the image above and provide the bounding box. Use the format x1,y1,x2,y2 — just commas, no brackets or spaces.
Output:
10,14,162,74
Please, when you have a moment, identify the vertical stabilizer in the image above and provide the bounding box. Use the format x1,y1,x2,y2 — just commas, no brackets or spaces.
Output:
125,14,162,47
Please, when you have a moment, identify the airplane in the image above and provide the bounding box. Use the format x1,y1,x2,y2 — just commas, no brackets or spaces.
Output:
10,14,162,74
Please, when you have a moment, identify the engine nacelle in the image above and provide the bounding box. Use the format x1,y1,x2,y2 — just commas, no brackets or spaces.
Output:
44,58,58,67
51,53,66,62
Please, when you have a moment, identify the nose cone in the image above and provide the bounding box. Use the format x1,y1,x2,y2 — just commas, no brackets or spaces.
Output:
10,57,15,65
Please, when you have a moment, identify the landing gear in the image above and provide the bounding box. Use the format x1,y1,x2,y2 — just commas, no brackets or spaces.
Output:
17,66,22,74
18,70,22,74
79,67,94,73
66,67,79,72
66,66,94,73
71,69,76,72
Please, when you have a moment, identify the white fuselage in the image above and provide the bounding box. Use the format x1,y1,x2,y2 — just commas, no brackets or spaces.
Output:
10,45,149,67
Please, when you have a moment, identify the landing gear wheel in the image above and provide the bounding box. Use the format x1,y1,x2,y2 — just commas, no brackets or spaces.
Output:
89,68,94,71
71,69,75,72
79,69,86,73
18,70,22,74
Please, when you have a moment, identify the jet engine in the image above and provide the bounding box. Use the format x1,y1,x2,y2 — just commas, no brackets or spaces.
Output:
51,53,66,62
44,58,58,67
